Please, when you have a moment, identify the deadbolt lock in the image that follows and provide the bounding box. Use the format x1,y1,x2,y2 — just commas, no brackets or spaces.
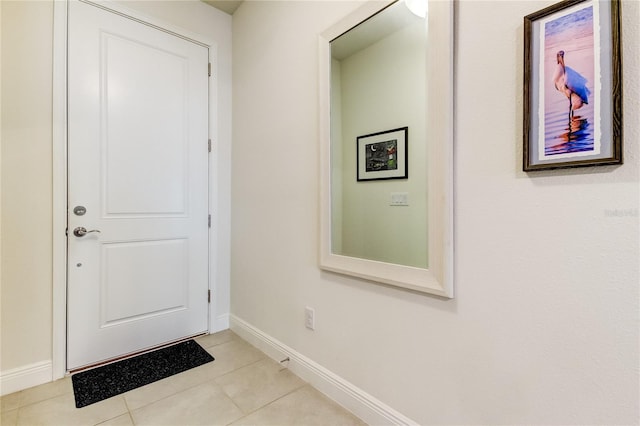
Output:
73,206,87,216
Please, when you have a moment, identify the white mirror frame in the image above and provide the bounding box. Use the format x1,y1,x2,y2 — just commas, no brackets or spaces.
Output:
319,0,454,297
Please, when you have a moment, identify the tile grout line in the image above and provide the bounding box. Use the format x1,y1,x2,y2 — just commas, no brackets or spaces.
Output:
9,379,73,411
212,356,266,387
115,337,264,416
122,393,133,425
223,382,310,426
110,335,244,415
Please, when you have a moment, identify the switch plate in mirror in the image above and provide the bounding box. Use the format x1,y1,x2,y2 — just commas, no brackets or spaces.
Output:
390,192,409,206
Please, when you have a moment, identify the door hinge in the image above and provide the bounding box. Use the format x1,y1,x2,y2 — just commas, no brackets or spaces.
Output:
208,214,211,228
208,289,211,303
208,139,212,153
208,63,212,77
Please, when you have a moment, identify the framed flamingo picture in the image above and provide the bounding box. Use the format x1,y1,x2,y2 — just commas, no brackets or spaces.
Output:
523,0,622,171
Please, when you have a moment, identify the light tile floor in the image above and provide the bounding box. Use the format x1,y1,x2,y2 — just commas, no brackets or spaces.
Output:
1,331,366,426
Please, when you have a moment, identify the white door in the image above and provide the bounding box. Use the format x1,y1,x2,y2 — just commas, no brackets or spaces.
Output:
67,1,210,370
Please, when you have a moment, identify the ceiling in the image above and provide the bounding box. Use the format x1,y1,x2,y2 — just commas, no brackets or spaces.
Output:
331,1,423,61
202,0,243,15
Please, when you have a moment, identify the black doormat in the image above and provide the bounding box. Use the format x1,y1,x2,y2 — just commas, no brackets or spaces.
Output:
71,340,214,408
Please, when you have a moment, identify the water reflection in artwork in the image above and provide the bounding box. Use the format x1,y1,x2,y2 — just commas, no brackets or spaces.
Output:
543,5,595,156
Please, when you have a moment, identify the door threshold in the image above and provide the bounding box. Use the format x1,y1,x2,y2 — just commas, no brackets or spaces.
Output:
68,332,208,374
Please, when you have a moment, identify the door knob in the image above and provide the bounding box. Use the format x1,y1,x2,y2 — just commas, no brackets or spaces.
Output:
73,227,101,237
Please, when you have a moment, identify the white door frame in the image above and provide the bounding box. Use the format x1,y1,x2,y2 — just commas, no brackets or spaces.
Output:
52,0,229,379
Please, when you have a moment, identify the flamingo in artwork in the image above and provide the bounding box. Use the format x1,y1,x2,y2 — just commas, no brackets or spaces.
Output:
553,50,590,119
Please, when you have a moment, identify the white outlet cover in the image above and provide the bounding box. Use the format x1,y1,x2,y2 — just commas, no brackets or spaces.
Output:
305,307,315,330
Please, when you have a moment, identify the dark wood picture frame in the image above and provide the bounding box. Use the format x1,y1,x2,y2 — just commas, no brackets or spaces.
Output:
523,0,622,171
356,127,408,181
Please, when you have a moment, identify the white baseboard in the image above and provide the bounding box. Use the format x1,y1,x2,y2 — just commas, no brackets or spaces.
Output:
0,361,52,396
230,315,417,426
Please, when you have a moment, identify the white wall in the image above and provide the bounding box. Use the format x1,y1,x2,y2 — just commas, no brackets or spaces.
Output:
231,0,639,424
0,0,231,391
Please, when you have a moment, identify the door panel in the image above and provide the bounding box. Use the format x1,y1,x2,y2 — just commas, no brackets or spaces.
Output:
103,32,188,216
100,239,188,325
67,1,209,370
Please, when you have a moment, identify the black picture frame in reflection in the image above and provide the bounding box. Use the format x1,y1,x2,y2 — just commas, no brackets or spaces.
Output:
357,127,408,181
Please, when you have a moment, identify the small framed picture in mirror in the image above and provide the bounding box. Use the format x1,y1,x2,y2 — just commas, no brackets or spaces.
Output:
357,127,408,181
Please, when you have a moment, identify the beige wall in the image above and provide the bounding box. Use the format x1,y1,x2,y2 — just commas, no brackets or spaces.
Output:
0,0,231,384
231,0,639,424
1,0,54,372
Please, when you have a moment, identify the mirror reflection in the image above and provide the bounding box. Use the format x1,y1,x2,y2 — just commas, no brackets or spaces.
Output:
330,0,428,269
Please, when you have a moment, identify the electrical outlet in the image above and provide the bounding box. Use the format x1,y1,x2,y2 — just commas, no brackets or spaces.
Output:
305,307,315,330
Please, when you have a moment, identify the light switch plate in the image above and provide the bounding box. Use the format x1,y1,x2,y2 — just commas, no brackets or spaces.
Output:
390,192,409,206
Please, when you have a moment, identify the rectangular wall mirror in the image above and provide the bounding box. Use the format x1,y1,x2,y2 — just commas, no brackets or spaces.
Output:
319,0,454,297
